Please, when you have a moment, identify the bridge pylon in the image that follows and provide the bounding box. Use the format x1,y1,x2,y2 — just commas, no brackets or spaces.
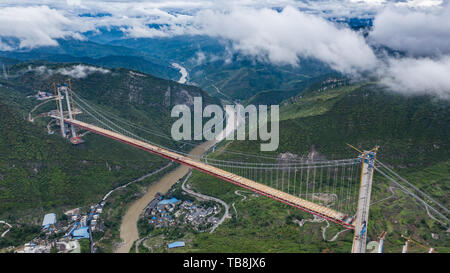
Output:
53,83,67,138
52,81,84,144
61,84,77,138
351,146,378,253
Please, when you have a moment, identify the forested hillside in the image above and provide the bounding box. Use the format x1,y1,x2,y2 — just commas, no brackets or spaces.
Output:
0,62,218,221
177,81,450,253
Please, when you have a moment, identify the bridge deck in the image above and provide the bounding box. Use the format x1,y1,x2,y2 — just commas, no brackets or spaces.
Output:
64,118,355,229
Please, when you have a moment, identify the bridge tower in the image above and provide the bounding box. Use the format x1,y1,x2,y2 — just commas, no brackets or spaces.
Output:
61,84,77,138
351,146,378,253
54,84,67,138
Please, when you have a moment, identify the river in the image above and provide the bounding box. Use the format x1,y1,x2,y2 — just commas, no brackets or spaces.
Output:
115,75,241,253
172,63,188,84
115,140,216,253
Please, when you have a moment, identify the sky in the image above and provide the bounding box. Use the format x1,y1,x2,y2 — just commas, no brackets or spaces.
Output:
0,0,449,99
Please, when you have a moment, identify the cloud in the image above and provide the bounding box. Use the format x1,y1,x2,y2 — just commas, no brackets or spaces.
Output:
30,65,110,78
378,56,450,99
0,40,14,51
192,6,378,74
191,51,207,66
370,3,450,56
0,6,85,50
66,0,82,7
1,1,449,99
56,64,110,78
368,2,450,98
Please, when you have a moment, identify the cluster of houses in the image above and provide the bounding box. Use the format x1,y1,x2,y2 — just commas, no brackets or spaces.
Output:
142,195,220,231
64,202,105,240
16,202,106,253
144,197,180,228
183,203,219,227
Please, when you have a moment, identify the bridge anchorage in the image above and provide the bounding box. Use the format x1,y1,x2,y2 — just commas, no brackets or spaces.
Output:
47,81,448,253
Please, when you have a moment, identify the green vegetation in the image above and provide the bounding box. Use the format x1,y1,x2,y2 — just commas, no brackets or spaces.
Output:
0,224,41,249
95,165,175,252
0,55,448,253
0,38,180,80
109,36,335,102
79,238,90,253
0,61,218,248
218,83,449,168
132,170,347,253
279,83,361,120
190,59,333,102
179,82,449,253
0,99,167,219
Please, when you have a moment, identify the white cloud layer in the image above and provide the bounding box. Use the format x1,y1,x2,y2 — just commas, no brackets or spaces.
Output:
379,56,450,99
0,1,449,98
370,4,450,56
30,65,110,78
192,7,379,74
0,6,85,49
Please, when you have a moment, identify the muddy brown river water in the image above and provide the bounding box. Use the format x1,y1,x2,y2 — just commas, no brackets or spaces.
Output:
115,140,215,253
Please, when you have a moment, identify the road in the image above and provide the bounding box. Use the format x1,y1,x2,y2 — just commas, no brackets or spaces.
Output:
28,98,56,122
0,220,12,238
231,190,252,218
181,171,230,233
102,162,173,202
321,220,349,242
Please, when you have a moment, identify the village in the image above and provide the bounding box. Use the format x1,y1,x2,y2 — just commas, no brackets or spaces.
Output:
12,202,105,253
142,193,221,232
7,190,222,253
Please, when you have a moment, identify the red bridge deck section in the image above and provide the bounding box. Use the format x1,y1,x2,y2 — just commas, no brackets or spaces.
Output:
65,118,355,229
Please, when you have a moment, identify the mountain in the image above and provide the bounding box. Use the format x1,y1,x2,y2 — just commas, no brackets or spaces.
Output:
1,36,336,103
217,80,449,167
0,62,219,247
109,36,335,102
164,80,450,253
0,39,180,80
109,35,224,66
189,57,333,102
0,56,20,67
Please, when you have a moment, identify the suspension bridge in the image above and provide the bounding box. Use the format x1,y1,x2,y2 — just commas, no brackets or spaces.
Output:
42,82,449,253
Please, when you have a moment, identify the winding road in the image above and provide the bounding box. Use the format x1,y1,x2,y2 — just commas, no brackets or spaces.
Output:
181,171,229,233
231,190,253,218
102,162,173,202
0,220,12,238
28,98,56,122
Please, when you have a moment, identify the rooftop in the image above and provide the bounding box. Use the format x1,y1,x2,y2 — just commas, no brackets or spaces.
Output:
158,197,180,206
168,241,185,249
72,227,90,239
42,213,56,227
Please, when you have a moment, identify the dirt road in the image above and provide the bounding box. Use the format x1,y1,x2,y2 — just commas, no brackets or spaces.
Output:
115,140,215,253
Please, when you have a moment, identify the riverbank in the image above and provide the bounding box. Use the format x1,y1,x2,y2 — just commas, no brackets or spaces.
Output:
115,140,216,253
